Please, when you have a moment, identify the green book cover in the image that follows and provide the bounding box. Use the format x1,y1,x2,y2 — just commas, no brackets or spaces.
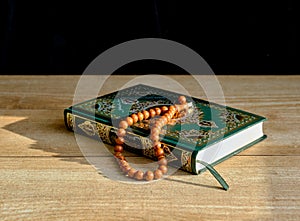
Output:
64,84,266,174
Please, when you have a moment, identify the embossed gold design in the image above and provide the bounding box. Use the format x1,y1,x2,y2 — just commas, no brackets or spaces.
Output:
162,144,178,163
66,113,75,130
198,120,218,128
96,123,113,145
181,151,193,173
142,137,156,158
78,121,97,136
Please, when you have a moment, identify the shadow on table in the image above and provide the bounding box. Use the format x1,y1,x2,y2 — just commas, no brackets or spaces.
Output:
3,114,223,189
3,115,89,164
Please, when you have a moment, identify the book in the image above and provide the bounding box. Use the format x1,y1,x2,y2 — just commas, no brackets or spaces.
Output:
64,84,266,176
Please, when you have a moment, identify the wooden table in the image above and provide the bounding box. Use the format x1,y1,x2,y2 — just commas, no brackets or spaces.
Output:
0,75,299,220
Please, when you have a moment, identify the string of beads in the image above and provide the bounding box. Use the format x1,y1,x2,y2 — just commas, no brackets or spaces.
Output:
113,95,188,181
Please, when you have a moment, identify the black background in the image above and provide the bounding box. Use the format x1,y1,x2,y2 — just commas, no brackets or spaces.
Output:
0,1,298,74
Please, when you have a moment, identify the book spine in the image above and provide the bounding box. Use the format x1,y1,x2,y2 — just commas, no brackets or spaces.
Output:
64,109,195,174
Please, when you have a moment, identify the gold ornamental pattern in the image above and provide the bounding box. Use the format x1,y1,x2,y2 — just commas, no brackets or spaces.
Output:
96,123,113,145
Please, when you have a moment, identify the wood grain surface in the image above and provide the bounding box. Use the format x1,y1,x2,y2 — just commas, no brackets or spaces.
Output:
0,75,299,220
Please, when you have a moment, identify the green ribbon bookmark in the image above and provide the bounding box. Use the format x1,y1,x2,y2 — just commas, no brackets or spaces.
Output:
196,160,229,191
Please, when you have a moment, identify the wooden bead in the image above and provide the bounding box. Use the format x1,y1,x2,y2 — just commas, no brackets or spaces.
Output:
115,137,125,145
158,118,165,125
150,133,160,142
158,158,168,166
127,168,137,178
114,145,123,153
114,152,125,160
119,120,128,129
118,155,125,161
151,131,160,140
157,155,165,160
137,112,144,121
169,106,176,116
119,160,128,167
168,109,175,115
144,171,154,181
164,113,171,121
178,96,186,104
160,116,167,124
159,165,168,174
134,170,144,180
155,107,161,116
149,109,156,118
131,114,139,123
153,141,162,150
169,105,176,112
126,117,134,126
167,113,173,121
117,128,126,137
161,106,168,113
170,110,176,117
151,127,160,136
168,112,175,119
114,152,122,157
154,169,163,179
155,148,164,157
154,120,164,130
121,165,131,173
142,110,150,120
